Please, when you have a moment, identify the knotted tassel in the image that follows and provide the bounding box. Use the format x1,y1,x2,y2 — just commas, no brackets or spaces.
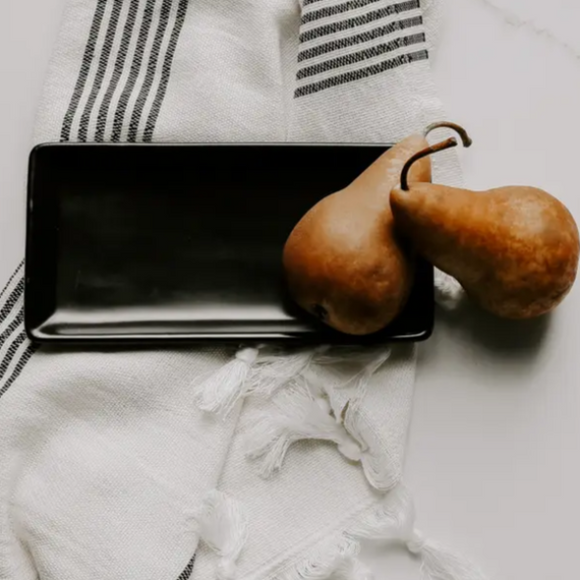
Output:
195,347,259,417
348,485,488,580
192,490,248,580
245,381,362,478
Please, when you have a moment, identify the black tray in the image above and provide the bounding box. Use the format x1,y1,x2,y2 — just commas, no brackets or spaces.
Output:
25,143,433,344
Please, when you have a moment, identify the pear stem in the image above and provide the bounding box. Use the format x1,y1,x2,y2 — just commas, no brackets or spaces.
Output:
400,123,472,191
400,137,459,191
423,121,473,147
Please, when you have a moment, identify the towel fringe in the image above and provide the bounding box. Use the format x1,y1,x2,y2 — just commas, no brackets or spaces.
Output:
349,485,489,580
194,347,260,417
283,484,488,580
245,380,363,478
337,349,399,491
339,349,391,447
288,537,373,580
191,490,248,580
244,348,391,479
194,345,390,422
246,346,329,398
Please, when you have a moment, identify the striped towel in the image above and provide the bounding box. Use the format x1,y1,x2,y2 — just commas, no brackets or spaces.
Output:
0,1,486,580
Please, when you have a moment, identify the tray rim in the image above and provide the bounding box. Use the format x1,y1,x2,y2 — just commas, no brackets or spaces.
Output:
30,141,397,151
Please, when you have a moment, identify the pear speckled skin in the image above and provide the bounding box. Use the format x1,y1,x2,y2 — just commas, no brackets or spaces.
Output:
391,184,580,319
283,135,431,335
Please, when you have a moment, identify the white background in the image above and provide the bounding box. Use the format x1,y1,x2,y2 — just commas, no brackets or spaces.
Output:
1,1,579,578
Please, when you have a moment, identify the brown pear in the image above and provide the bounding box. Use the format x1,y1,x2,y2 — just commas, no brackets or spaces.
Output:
283,130,434,335
391,176,580,319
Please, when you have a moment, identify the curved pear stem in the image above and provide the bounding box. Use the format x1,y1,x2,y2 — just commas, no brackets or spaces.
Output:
400,137,458,191
400,122,472,191
423,121,473,147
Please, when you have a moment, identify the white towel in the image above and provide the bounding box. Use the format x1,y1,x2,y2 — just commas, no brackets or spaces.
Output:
0,1,484,580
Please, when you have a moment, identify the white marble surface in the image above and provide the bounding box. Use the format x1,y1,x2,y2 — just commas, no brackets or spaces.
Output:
1,1,579,578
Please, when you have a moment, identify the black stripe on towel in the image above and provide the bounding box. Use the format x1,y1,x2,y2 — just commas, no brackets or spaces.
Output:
111,0,157,141
297,33,425,79
95,0,141,141
0,342,37,401
176,554,196,580
0,260,23,301
127,0,174,142
0,278,24,323
60,0,108,141
78,0,124,141
0,332,27,383
299,0,420,43
0,310,24,347
302,0,384,25
298,15,422,62
143,0,188,142
295,48,428,97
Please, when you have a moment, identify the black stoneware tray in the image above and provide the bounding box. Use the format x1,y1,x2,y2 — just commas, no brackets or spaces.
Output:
25,143,434,344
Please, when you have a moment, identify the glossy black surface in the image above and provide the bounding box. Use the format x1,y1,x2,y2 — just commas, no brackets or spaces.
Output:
25,143,434,344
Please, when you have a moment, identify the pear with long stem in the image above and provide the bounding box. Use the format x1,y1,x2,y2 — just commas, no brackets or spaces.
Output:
391,125,579,319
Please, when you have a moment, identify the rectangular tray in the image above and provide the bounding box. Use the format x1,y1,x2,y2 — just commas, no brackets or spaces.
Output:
25,143,434,344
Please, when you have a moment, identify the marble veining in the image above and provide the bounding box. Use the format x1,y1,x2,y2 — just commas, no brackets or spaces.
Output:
475,0,580,60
